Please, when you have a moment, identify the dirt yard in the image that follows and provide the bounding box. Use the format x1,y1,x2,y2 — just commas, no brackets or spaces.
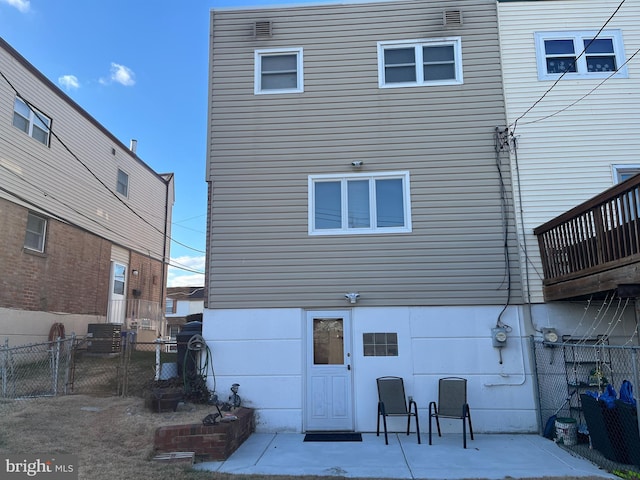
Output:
0,394,217,480
0,394,613,480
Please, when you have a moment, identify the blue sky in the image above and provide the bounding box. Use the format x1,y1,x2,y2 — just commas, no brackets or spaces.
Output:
0,0,328,287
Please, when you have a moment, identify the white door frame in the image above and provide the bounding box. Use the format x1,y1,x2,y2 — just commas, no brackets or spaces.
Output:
107,261,127,324
304,310,354,432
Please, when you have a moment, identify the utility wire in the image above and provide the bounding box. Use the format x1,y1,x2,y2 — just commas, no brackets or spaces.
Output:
510,0,627,134
519,45,640,126
0,68,205,255
0,176,204,275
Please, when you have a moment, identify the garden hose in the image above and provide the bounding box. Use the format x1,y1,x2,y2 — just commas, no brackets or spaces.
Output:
183,334,216,399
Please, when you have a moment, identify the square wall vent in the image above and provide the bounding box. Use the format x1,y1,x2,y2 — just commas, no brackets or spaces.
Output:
254,20,273,39
443,10,463,27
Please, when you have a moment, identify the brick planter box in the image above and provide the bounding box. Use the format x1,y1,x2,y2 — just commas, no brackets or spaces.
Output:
154,407,255,462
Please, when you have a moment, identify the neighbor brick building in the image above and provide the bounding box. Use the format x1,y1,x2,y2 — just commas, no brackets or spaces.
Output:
0,37,174,345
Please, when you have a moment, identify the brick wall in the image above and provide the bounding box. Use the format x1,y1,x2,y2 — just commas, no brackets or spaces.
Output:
128,250,166,304
0,197,167,325
154,408,255,461
0,199,111,314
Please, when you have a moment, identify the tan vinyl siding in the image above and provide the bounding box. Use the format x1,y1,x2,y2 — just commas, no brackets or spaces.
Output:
208,0,520,308
0,40,170,263
498,0,640,302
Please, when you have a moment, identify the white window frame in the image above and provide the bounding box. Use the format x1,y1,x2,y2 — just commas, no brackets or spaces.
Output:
12,97,52,146
612,165,640,223
116,168,129,197
165,298,176,314
377,38,463,88
254,48,304,95
612,164,640,184
308,171,412,235
24,212,47,253
534,30,628,81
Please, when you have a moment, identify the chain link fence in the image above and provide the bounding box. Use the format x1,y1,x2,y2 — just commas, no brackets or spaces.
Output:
533,337,640,477
0,335,179,409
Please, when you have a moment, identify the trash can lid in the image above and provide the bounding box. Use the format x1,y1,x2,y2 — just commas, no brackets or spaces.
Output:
181,321,202,332
555,417,577,423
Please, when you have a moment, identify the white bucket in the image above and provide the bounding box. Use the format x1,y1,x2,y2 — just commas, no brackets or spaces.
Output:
555,417,577,446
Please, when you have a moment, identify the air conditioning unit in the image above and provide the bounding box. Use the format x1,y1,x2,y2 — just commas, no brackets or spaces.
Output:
87,324,122,353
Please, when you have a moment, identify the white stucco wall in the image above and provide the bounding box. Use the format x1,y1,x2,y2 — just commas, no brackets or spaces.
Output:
0,307,102,346
202,305,543,434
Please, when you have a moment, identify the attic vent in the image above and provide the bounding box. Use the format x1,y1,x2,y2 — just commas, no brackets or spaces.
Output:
443,10,463,27
254,20,273,39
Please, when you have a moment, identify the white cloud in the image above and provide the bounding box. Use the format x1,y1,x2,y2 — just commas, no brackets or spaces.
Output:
1,0,30,13
100,62,136,87
58,75,80,91
168,255,205,288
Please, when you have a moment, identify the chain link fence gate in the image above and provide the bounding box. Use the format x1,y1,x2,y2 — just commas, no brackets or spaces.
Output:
0,337,73,400
533,337,640,477
1,336,178,410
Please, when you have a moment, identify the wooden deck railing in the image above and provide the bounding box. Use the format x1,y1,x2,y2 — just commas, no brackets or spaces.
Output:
534,175,640,286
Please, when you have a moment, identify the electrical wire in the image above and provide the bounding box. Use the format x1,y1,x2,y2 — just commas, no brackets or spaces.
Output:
519,46,640,127
493,127,513,329
510,0,627,135
0,68,206,256
0,174,203,275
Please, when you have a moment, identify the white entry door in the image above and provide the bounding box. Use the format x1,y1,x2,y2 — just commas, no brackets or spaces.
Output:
107,262,127,324
305,311,354,431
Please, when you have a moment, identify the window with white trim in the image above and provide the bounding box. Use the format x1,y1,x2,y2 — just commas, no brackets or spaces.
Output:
535,30,628,80
613,165,640,184
309,172,411,235
255,48,304,94
378,38,463,88
12,97,51,146
117,169,129,197
612,165,640,222
165,298,176,314
24,212,47,253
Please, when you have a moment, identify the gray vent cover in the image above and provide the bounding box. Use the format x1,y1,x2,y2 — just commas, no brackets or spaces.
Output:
254,20,273,38
443,10,463,27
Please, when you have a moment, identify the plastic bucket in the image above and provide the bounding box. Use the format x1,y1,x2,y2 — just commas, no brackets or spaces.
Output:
555,417,577,446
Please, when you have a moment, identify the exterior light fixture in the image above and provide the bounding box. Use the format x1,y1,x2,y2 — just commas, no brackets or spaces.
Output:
345,292,360,304
351,161,364,168
131,269,139,276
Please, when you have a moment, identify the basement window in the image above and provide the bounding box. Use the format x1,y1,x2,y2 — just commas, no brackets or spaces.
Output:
363,333,398,356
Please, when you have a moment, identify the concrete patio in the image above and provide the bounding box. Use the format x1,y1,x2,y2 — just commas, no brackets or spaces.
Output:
194,432,616,479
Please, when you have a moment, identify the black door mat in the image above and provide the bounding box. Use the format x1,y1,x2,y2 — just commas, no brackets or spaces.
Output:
303,432,362,442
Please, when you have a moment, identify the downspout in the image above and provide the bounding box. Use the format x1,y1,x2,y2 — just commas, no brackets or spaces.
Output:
161,174,172,314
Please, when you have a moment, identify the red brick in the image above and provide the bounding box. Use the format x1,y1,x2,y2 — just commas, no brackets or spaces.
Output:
154,408,255,461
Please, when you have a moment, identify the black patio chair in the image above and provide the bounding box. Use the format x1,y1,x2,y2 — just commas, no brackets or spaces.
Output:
429,376,474,448
376,376,421,445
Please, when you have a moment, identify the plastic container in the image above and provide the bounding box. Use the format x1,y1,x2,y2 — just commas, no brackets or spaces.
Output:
176,321,202,377
555,417,577,446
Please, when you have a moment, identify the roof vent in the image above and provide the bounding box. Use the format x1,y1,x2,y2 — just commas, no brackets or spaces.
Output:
254,20,273,39
443,10,463,27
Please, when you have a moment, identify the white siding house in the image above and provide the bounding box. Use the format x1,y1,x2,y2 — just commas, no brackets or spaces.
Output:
498,0,639,337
